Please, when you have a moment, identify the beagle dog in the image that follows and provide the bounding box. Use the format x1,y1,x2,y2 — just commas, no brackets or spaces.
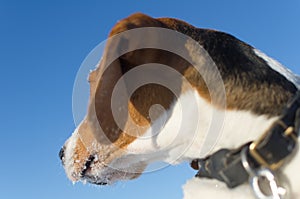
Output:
60,13,300,198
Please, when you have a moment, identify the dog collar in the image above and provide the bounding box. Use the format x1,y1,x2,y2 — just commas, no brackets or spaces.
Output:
191,90,300,198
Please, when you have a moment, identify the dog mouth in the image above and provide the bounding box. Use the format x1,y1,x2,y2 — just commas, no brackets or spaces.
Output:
77,154,143,186
80,155,95,178
80,155,109,186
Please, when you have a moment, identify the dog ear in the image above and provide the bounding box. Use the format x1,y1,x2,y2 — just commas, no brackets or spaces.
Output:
90,37,124,143
86,14,154,144
87,14,170,144
90,13,190,144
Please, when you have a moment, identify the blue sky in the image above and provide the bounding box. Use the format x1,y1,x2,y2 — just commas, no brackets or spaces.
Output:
0,1,299,199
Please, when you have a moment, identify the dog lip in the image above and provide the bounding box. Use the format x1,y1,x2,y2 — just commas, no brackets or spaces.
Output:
94,181,108,186
82,174,109,186
80,155,95,177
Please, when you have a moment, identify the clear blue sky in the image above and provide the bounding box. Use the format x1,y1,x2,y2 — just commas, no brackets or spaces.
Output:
0,1,299,199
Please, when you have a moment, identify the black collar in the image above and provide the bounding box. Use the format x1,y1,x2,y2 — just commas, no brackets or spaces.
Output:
191,90,300,194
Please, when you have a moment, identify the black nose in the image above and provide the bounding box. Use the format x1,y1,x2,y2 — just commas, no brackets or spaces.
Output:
59,147,65,161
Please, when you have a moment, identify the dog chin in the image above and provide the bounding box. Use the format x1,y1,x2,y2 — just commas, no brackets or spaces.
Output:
69,153,145,185
79,164,143,186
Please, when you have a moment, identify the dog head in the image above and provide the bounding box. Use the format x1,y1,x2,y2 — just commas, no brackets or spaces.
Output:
60,13,196,185
60,13,298,186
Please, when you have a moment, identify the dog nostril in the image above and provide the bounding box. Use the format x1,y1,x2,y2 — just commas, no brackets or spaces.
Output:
59,147,65,161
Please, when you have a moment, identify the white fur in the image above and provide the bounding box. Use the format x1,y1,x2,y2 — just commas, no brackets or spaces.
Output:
183,178,253,199
64,127,80,181
254,49,300,88
126,89,300,198
127,90,277,164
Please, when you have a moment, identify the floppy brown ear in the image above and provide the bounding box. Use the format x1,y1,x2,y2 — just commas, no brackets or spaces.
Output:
90,13,166,144
90,13,191,145
91,39,124,143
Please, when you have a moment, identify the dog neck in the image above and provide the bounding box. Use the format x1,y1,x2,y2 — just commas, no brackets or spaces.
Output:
125,89,278,167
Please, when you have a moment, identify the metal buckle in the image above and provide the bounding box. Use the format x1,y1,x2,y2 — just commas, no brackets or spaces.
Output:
241,148,289,199
249,121,296,170
250,168,288,199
